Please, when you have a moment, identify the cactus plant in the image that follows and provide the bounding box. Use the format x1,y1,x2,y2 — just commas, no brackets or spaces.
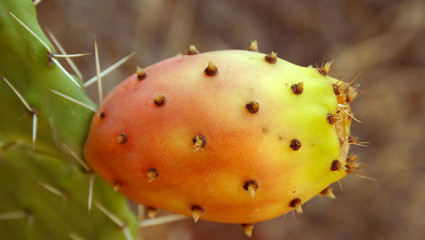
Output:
0,1,137,239
1,0,362,239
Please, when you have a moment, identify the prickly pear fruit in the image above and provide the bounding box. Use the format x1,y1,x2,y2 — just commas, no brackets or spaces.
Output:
84,49,358,224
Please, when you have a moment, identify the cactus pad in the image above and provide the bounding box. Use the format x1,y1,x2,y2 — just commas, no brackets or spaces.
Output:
0,0,137,239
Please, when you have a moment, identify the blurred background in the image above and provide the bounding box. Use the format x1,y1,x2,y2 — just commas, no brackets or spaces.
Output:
36,0,425,239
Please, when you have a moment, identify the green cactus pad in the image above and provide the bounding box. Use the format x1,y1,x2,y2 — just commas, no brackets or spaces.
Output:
0,0,138,239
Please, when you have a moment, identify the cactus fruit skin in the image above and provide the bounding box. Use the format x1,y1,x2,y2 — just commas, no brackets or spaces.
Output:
84,50,357,223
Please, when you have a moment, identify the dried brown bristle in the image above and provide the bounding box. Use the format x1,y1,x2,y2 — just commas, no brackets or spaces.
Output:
264,52,277,64
290,139,301,151
193,134,207,150
289,198,303,213
117,132,127,144
154,94,166,106
243,180,259,199
319,186,336,199
332,83,341,95
204,61,218,76
348,135,359,144
327,113,337,124
247,41,258,52
345,155,361,174
320,186,331,195
289,198,301,207
147,168,159,183
331,160,342,171
245,101,260,113
318,61,333,76
186,45,199,55
346,86,359,103
136,66,147,80
346,155,359,163
291,82,304,95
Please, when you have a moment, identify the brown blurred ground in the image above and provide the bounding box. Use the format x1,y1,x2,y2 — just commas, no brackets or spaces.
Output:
36,0,425,239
